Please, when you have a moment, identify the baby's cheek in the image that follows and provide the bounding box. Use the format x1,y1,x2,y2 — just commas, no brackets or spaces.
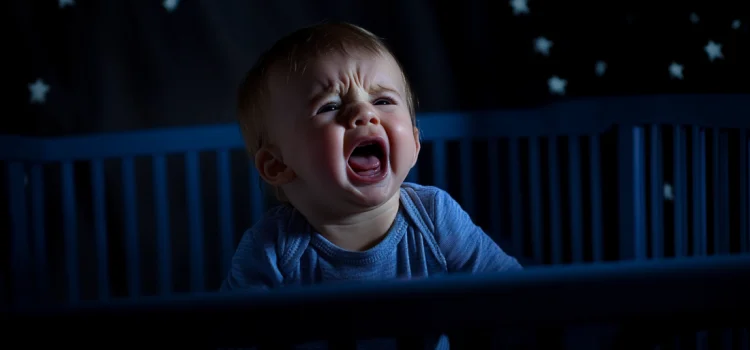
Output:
391,126,418,157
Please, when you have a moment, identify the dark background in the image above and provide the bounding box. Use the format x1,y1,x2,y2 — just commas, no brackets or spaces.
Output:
9,0,748,137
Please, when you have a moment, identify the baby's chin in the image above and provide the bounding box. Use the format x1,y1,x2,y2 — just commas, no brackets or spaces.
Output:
342,174,400,208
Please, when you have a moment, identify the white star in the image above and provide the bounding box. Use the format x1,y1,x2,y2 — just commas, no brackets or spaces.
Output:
534,37,553,56
669,62,684,80
163,0,180,12
732,19,741,30
595,61,607,77
28,79,50,104
689,12,700,24
663,183,674,201
548,76,567,95
59,0,74,8
704,40,724,62
509,0,529,15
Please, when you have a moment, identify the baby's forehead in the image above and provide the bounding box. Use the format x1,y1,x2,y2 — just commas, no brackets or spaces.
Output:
274,50,405,93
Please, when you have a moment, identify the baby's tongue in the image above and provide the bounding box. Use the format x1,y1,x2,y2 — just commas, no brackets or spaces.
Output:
348,155,380,172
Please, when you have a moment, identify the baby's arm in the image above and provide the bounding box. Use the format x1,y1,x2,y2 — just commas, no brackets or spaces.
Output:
431,189,523,273
220,227,284,291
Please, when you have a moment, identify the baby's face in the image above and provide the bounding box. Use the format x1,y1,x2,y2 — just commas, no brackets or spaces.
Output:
266,50,419,211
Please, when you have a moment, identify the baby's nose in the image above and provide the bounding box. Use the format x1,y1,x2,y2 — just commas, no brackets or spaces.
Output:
349,105,380,127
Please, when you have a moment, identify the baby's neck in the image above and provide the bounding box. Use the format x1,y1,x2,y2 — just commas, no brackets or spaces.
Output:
309,193,401,252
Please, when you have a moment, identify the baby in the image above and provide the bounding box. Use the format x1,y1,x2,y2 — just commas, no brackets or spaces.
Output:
221,21,522,348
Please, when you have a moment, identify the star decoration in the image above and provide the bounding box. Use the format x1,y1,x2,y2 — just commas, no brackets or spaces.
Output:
689,12,700,24
732,19,741,30
669,62,684,80
28,79,50,104
509,0,530,16
59,0,74,8
534,37,553,56
663,183,674,201
595,61,607,77
163,0,180,12
548,76,567,95
704,40,724,62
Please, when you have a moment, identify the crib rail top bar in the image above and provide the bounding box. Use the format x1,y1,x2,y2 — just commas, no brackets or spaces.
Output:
1,94,749,162
7,255,750,346
0,123,247,162
423,93,750,139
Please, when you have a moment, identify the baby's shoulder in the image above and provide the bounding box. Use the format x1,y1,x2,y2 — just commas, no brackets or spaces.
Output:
399,182,461,232
400,182,459,215
240,204,312,256
400,182,443,205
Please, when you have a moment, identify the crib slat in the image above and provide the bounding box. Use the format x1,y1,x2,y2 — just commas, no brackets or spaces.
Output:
185,151,206,292
719,132,731,254
589,135,603,262
91,159,110,300
691,126,705,256
62,161,80,303
488,139,500,238
698,129,708,256
529,137,543,263
432,140,447,190
217,150,235,276
618,127,646,261
720,329,733,350
673,126,687,257
121,156,140,297
633,127,647,260
618,127,633,261
649,125,664,259
509,138,523,258
712,129,720,256
548,136,562,265
30,165,48,299
695,332,708,350
740,129,748,253
680,129,690,257
568,136,583,263
152,155,172,295
460,140,474,217
747,134,750,253
8,163,32,303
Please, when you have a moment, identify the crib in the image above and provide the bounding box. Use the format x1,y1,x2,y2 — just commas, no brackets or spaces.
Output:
2,93,750,348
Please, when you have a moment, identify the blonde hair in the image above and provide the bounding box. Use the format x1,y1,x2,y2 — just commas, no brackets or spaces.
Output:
237,21,417,201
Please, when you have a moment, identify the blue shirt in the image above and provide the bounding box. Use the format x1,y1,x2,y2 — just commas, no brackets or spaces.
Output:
221,182,523,348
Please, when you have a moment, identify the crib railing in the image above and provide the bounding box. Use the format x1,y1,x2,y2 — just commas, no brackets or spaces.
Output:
2,94,750,306
7,255,750,349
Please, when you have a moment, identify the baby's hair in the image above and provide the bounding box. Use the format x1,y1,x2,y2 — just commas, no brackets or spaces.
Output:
237,21,417,201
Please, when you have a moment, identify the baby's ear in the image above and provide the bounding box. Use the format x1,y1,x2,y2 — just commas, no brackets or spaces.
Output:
411,127,421,167
255,146,296,186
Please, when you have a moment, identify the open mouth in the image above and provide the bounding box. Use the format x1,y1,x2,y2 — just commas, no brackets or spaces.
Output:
347,138,388,183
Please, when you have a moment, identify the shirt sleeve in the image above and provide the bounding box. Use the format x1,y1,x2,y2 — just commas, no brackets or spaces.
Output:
220,227,285,292
431,188,523,273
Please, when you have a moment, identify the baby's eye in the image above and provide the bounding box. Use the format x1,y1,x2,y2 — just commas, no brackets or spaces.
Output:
373,98,393,105
316,103,339,114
